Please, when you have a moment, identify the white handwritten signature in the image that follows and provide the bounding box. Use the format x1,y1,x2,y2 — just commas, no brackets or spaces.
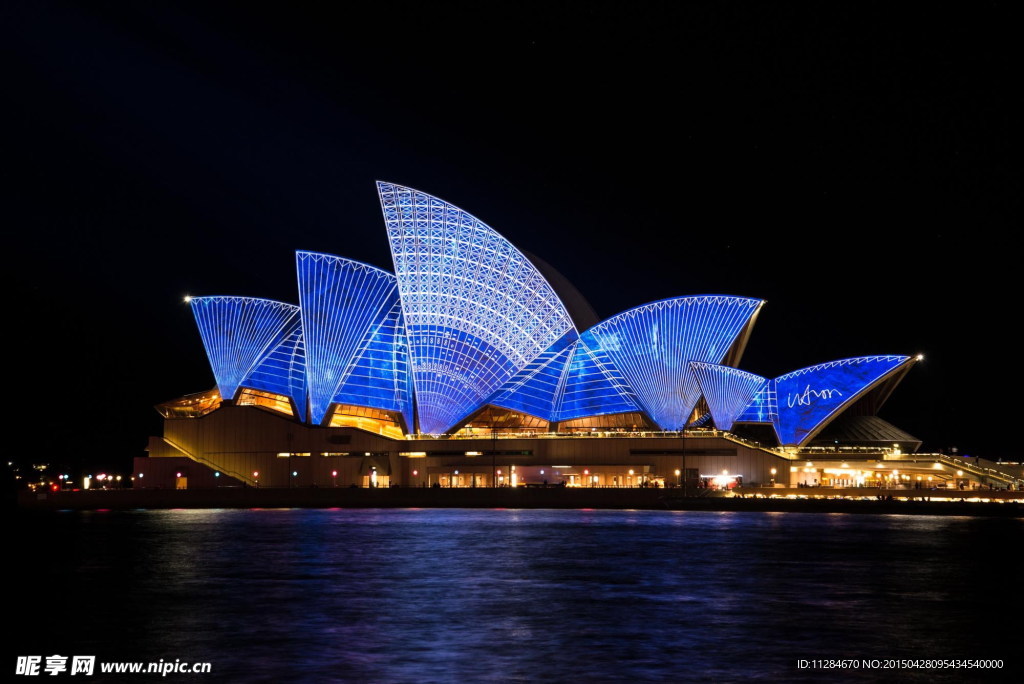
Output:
787,384,843,408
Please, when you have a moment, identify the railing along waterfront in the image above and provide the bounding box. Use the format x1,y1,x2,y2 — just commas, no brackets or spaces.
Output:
881,452,1021,486
410,428,791,457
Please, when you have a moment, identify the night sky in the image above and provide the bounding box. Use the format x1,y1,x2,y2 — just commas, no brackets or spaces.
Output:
4,2,1014,474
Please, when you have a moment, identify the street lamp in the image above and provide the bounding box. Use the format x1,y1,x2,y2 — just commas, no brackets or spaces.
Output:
770,467,776,486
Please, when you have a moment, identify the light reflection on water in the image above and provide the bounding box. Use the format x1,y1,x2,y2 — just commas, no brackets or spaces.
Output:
12,509,1023,682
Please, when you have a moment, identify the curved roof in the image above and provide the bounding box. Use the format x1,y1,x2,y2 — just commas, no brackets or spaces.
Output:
810,414,922,452
487,330,577,422
377,181,576,433
183,183,920,442
189,296,300,403
772,355,914,445
242,320,307,420
296,251,411,425
331,294,415,431
582,296,764,429
487,330,644,423
556,336,643,420
690,362,767,431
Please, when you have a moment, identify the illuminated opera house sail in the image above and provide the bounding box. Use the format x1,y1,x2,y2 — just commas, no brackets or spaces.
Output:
148,182,932,490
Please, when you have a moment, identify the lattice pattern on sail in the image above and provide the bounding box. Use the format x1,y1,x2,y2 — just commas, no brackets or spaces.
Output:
181,183,918,444
584,296,763,430
242,319,307,420
189,296,300,403
378,181,575,433
775,356,909,381
332,295,415,432
297,251,403,425
690,362,767,432
556,335,642,421
488,331,577,422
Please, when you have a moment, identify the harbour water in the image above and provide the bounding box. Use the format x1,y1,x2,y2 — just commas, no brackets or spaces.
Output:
11,509,1022,682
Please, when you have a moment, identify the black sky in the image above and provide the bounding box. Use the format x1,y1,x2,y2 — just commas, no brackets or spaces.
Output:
3,1,1016,471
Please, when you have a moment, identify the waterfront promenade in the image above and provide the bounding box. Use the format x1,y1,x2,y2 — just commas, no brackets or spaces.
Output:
16,485,1024,516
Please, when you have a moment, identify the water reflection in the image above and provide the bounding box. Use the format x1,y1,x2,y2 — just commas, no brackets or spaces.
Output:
12,509,1022,682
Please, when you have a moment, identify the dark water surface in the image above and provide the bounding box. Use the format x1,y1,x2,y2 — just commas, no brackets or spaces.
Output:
11,509,1023,682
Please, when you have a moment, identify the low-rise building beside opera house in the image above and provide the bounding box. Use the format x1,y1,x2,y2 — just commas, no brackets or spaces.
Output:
139,182,1016,493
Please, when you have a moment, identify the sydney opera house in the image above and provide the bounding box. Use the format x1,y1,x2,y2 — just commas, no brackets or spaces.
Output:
142,182,935,491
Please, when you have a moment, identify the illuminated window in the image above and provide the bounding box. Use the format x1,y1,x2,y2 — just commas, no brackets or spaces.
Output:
452,405,550,436
237,388,294,417
557,412,652,432
328,404,406,439
155,388,222,419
